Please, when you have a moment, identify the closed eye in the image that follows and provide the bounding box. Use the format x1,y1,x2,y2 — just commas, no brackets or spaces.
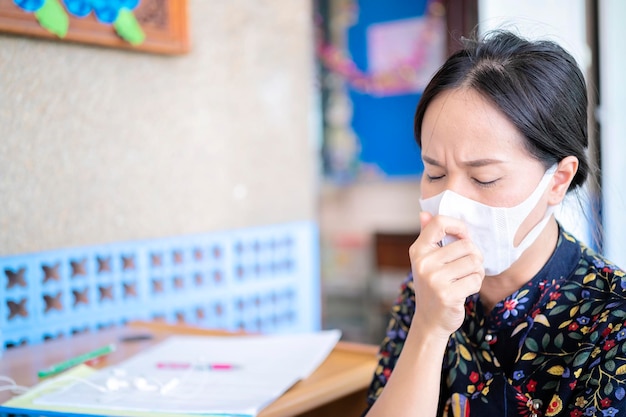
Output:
426,174,445,182
473,178,499,188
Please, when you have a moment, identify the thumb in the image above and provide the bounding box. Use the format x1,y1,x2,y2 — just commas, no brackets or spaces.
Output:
420,211,433,230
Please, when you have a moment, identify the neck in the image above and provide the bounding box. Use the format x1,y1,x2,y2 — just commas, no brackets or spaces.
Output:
479,217,559,312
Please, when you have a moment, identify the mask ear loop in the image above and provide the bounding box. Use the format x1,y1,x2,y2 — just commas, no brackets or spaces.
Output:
508,163,560,253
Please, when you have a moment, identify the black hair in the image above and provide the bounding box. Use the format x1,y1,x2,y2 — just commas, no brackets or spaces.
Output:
414,30,588,192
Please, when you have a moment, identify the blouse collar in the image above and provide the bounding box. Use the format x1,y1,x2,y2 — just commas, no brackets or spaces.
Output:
470,225,582,333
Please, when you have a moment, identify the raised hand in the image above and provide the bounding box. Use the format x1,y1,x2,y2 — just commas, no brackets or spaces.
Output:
409,212,485,340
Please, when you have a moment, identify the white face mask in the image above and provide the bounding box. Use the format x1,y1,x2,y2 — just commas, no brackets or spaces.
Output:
418,165,558,276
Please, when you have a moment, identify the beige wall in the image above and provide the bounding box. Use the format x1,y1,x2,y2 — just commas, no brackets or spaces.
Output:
0,0,316,256
320,181,421,237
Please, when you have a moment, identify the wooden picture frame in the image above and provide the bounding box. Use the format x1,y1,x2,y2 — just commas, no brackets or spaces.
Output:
0,0,189,54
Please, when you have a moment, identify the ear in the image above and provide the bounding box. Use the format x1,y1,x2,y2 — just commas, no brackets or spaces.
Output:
548,156,579,205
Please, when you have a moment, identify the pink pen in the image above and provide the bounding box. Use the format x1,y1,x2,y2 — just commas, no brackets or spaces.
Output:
156,362,238,371
156,362,191,370
209,363,236,370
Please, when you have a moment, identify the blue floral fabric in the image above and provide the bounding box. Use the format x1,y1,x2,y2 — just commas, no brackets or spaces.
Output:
364,228,626,417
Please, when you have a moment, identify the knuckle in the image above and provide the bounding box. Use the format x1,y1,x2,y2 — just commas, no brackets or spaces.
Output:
469,274,482,291
459,239,473,252
469,254,483,270
411,258,427,278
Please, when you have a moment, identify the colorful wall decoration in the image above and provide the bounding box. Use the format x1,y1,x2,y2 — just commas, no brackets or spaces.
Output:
0,0,188,54
318,0,446,182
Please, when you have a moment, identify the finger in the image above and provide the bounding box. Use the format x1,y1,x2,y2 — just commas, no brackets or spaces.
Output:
413,214,471,255
419,211,433,230
447,271,484,300
420,215,469,243
411,246,483,289
426,251,484,284
443,254,485,282
435,238,484,266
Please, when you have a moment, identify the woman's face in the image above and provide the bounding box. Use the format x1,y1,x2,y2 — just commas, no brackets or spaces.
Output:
420,87,552,245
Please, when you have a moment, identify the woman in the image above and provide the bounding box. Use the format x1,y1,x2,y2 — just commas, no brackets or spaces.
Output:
363,31,626,417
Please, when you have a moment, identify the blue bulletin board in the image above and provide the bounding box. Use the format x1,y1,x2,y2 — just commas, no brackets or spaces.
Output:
319,0,445,182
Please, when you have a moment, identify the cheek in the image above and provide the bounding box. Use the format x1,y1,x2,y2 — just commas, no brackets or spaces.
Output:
480,190,522,208
478,180,538,208
500,184,538,207
419,179,440,199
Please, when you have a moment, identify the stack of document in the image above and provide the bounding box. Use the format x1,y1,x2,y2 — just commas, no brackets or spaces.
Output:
0,330,341,417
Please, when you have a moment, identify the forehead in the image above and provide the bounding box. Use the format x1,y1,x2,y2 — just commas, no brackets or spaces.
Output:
420,88,531,163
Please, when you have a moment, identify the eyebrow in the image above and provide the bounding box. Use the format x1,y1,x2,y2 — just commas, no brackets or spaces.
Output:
422,155,506,168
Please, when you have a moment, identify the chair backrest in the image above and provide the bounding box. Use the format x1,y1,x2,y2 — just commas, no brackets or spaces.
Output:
373,231,419,271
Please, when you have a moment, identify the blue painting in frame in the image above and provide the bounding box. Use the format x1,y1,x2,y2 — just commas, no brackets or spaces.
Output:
347,0,436,178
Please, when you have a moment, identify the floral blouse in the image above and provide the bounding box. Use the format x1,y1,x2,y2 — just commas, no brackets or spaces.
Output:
364,228,626,417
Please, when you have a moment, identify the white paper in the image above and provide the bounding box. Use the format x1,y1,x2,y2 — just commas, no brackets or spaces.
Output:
34,330,341,416
367,16,446,94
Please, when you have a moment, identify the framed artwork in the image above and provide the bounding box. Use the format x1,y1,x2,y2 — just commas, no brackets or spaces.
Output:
0,0,189,54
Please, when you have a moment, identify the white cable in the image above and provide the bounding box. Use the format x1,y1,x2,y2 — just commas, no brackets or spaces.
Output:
25,374,109,394
0,375,29,395
0,385,29,394
0,376,18,385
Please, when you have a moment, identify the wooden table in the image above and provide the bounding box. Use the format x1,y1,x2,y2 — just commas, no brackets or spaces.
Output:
0,321,379,417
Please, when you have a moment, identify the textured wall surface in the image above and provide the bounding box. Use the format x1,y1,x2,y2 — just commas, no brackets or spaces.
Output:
0,0,316,256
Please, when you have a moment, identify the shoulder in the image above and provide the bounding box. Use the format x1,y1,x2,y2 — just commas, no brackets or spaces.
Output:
561,230,626,298
540,231,626,338
551,231,626,345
